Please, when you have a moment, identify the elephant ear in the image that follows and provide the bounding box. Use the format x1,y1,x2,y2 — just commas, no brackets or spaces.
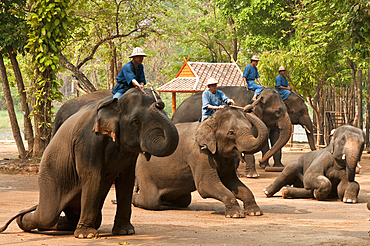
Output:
195,117,217,154
252,96,264,119
92,97,120,145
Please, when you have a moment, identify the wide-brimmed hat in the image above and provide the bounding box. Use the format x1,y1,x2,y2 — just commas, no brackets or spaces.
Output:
251,55,260,61
207,78,218,86
278,66,286,71
129,47,147,58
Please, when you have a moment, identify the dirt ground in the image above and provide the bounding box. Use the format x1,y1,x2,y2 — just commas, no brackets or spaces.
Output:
1,142,370,245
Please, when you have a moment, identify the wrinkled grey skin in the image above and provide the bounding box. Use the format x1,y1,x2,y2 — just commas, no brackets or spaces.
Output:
133,108,269,217
0,88,179,239
270,92,316,167
264,125,364,203
52,90,112,137
172,86,292,177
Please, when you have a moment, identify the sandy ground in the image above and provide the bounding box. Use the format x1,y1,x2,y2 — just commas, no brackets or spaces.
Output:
1,142,370,245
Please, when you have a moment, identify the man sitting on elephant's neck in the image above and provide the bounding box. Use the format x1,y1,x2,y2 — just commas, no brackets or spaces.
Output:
275,66,292,100
111,47,147,99
201,78,235,122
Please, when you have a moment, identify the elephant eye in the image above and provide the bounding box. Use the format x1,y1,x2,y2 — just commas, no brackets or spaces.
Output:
228,130,236,136
132,118,140,126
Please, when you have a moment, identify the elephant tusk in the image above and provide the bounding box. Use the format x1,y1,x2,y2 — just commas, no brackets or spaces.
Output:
342,153,346,160
241,153,245,157
303,125,311,134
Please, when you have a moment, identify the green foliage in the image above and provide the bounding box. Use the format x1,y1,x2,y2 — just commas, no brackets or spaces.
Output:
0,0,28,52
26,0,75,112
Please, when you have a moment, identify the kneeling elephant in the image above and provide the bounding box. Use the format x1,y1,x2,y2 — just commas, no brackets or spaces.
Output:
264,125,365,203
133,107,268,217
0,88,179,238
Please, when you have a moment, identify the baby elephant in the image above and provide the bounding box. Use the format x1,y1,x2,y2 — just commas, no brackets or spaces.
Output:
133,107,269,218
264,125,365,203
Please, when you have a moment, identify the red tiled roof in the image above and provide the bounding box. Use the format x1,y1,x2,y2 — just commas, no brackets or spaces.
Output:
157,62,244,92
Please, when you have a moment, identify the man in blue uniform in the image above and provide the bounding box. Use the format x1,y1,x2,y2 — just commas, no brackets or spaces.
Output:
275,66,291,100
111,47,147,99
243,55,265,101
201,78,235,122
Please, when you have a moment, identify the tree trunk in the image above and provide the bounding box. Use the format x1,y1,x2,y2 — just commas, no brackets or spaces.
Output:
227,16,238,62
357,69,363,129
0,53,26,159
32,68,53,157
58,53,96,93
6,46,34,152
366,68,370,147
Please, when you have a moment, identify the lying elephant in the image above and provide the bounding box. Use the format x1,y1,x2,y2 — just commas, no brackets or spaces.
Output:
133,107,268,217
0,88,179,238
264,125,365,203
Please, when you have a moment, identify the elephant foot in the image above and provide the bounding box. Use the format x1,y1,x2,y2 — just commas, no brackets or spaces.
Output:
259,162,270,169
224,205,244,218
245,166,259,178
342,183,359,204
244,203,262,216
74,224,99,239
16,212,36,232
112,222,135,235
272,163,284,168
263,186,275,197
281,187,292,198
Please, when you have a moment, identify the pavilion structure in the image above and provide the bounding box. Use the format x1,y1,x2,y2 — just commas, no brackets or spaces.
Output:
157,58,245,115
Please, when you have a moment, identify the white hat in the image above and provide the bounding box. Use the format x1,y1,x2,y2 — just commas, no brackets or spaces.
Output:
278,66,286,71
207,78,218,86
251,55,260,61
129,47,147,58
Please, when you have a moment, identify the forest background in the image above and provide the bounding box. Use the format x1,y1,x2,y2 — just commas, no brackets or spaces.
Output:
0,0,370,159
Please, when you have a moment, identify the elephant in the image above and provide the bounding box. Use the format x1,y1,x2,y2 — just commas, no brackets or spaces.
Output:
0,88,179,238
52,89,112,137
132,107,269,217
263,125,365,203
172,86,292,177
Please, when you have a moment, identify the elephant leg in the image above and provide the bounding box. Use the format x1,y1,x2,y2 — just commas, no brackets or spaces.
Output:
338,181,359,203
17,180,77,232
222,172,262,216
132,182,161,210
304,175,332,201
270,130,284,167
112,163,136,235
165,193,192,208
192,158,243,218
244,154,259,178
263,161,302,197
281,187,313,198
260,141,270,168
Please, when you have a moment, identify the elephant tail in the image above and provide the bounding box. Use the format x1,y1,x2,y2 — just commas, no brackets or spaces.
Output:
0,205,37,233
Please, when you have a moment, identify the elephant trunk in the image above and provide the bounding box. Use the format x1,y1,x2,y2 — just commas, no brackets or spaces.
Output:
301,115,316,151
259,113,292,163
344,145,361,182
141,101,179,157
239,113,269,154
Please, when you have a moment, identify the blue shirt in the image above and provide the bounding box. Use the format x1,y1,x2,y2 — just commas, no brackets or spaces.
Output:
275,75,291,100
111,61,146,95
201,89,230,121
243,64,260,82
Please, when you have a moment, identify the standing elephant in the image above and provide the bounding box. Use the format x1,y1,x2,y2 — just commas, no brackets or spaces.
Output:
264,125,364,203
133,107,269,217
172,86,292,176
0,88,179,238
